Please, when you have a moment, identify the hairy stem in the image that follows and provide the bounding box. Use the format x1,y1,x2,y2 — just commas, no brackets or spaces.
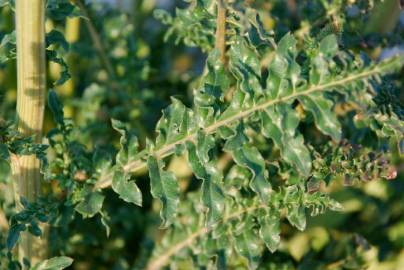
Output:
13,0,47,263
94,56,402,190
215,0,227,65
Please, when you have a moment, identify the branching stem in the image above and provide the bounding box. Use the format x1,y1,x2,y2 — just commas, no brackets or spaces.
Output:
145,204,267,270
94,57,402,190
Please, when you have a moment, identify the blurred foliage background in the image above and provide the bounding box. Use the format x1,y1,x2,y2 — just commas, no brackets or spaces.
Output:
0,0,403,269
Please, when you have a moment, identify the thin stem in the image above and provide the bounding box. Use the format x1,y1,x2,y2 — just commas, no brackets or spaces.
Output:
215,0,227,65
75,0,117,81
13,0,47,263
145,204,267,270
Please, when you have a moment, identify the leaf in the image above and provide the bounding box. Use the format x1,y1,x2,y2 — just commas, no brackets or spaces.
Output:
31,256,73,270
258,208,281,253
47,50,71,86
46,30,70,86
48,90,64,126
319,34,338,57
155,98,197,147
7,224,26,251
111,119,139,166
46,0,78,21
261,104,312,176
286,205,306,231
112,169,142,206
75,192,105,218
284,187,306,231
46,30,69,51
234,221,262,269
266,33,300,98
298,93,341,141
229,36,263,98
0,143,10,161
147,155,180,227
186,139,224,226
232,145,272,202
0,31,16,64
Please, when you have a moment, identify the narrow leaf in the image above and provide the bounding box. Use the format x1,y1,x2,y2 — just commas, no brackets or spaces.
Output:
147,155,180,227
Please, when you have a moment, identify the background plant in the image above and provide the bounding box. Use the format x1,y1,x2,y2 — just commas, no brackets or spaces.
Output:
0,0,403,270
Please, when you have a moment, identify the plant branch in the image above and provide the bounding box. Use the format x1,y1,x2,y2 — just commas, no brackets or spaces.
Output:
75,0,117,81
94,56,402,190
145,204,267,270
215,0,227,65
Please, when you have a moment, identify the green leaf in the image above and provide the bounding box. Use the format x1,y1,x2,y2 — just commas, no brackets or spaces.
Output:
111,119,139,166
46,0,78,21
46,30,69,51
112,169,142,206
155,98,197,147
286,204,306,231
258,208,281,253
229,36,263,98
234,219,262,269
31,256,73,270
319,34,338,57
75,192,105,218
7,224,25,251
261,104,312,176
47,49,71,86
232,145,272,202
147,155,180,227
284,187,306,231
186,138,224,226
0,31,16,64
298,93,341,141
0,143,10,161
48,90,64,126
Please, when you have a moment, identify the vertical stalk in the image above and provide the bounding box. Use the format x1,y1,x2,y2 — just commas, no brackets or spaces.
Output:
215,0,227,66
14,0,47,264
365,0,401,34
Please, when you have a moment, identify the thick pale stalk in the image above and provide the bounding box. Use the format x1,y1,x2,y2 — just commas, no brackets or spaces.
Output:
14,0,47,264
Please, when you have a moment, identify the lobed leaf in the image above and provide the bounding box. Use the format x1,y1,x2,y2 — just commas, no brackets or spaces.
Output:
147,155,180,228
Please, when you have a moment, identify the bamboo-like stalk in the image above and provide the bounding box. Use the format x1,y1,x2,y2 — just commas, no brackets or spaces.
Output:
14,0,47,264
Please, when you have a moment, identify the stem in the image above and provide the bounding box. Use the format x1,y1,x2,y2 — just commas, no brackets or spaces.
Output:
365,0,401,34
215,0,227,65
76,0,117,81
94,57,402,190
13,0,47,264
145,204,267,270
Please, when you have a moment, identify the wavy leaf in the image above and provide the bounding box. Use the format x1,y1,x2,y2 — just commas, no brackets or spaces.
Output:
147,155,180,227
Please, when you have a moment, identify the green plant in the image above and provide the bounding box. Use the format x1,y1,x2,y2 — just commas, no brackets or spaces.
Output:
0,0,403,269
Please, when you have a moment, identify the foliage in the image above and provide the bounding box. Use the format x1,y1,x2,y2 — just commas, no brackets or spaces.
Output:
0,0,403,269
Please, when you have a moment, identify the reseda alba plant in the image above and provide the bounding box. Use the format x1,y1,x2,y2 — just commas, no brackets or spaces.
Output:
0,0,403,269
